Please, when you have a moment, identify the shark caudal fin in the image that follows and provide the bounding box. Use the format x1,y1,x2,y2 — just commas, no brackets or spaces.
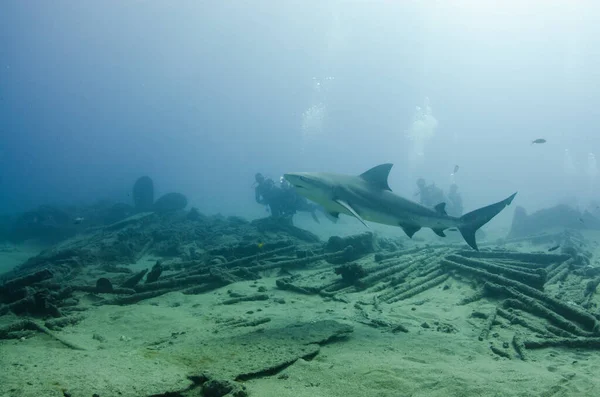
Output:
458,192,517,250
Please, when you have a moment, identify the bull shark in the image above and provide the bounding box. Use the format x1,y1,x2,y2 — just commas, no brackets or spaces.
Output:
284,164,517,250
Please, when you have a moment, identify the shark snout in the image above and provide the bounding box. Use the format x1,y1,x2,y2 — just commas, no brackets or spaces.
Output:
283,173,306,188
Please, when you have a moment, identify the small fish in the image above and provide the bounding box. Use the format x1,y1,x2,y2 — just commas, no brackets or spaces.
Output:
453,165,459,174
257,242,264,249
73,217,85,225
531,138,546,145
548,245,560,252
578,217,584,223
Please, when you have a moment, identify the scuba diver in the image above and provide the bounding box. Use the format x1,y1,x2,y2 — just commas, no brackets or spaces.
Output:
416,178,446,208
446,183,464,217
415,178,429,205
254,173,285,217
279,177,336,223
279,177,317,221
254,172,336,223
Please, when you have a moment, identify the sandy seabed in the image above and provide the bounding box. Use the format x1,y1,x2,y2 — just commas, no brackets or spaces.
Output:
1,223,600,397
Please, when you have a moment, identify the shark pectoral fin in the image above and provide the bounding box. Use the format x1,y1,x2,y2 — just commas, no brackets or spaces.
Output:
432,228,446,237
310,211,320,224
434,202,447,216
400,224,421,238
335,199,369,228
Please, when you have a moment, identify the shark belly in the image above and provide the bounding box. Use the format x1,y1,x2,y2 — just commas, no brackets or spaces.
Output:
356,206,412,227
358,204,457,230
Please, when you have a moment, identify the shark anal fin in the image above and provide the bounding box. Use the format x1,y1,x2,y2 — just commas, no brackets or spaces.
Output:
359,164,393,191
400,224,421,238
432,228,446,237
335,199,369,228
434,202,447,216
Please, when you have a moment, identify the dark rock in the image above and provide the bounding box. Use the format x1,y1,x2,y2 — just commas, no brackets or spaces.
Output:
0,269,54,293
145,262,163,283
334,263,367,284
121,269,148,288
202,379,247,397
153,193,188,213
10,289,62,317
96,278,113,293
0,286,31,304
133,176,154,211
584,266,600,277
187,207,204,221
188,373,211,385
378,237,401,252
325,232,376,264
574,253,591,267
92,333,106,342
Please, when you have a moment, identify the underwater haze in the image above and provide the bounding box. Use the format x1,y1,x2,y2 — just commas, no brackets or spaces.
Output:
1,0,599,220
6,2,600,397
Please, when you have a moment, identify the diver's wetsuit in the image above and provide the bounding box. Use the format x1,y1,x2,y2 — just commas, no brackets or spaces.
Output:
417,181,446,208
255,177,285,217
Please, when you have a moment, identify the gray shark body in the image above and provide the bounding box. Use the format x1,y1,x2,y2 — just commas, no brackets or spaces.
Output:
284,164,516,250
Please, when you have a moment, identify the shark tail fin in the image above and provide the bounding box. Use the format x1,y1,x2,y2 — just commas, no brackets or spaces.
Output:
458,192,517,250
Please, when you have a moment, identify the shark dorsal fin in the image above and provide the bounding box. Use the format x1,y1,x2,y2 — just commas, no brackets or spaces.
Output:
434,202,447,216
360,164,393,191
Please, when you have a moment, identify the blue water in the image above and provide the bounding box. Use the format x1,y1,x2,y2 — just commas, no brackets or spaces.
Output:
1,1,599,220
